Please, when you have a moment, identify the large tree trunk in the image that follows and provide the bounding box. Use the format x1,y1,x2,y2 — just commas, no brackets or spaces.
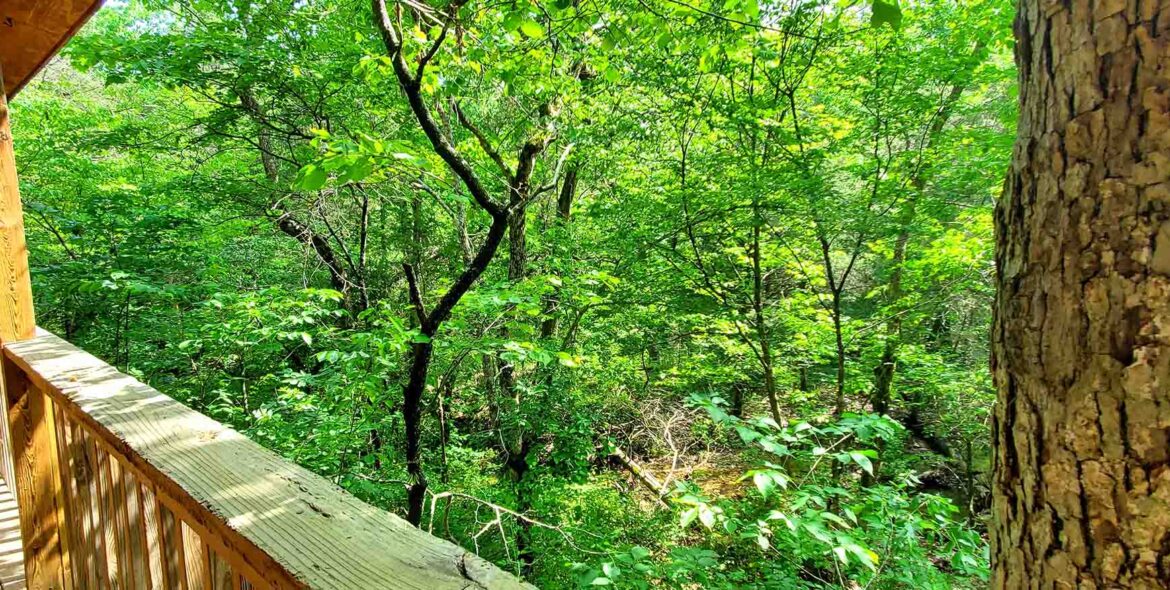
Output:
991,2,1170,587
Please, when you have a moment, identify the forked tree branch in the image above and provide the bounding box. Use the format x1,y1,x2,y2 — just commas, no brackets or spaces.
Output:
373,0,503,219
402,262,428,324
452,100,513,183
416,23,449,81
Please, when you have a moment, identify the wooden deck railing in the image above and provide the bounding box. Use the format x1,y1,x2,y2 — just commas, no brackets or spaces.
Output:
0,330,531,590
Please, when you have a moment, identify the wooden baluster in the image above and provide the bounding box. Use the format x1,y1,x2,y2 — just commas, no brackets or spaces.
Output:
80,430,111,589
94,443,121,588
160,500,186,590
107,454,137,589
4,357,64,589
118,460,150,589
67,422,99,589
140,483,165,590
208,548,233,590
181,522,207,590
51,406,82,589
200,543,213,590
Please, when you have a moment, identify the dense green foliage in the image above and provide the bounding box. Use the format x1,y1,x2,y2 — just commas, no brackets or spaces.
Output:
13,0,1015,586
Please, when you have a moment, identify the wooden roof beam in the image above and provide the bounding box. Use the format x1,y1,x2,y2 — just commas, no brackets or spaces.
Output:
1,0,105,100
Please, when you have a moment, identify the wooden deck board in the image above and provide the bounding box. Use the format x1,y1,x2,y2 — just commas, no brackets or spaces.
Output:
0,479,26,590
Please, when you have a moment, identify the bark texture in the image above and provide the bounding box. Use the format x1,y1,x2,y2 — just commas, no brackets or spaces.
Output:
992,1,1170,587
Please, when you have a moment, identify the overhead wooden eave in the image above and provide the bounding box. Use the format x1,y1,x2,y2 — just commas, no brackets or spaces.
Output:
1,0,104,99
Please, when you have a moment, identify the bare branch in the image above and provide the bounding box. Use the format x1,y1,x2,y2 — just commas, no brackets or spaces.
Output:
403,262,428,325
416,23,449,82
452,100,513,182
533,142,574,196
511,135,554,210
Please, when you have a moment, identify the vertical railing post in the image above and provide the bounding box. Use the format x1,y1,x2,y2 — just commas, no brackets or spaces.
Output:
5,356,66,589
0,59,38,486
0,64,55,589
0,66,38,344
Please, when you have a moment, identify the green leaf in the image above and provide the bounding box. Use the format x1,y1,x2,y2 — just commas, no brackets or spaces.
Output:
735,425,762,443
753,472,773,498
520,19,544,38
297,165,327,191
822,512,850,528
601,32,618,51
849,451,874,475
757,533,770,550
833,546,848,565
871,0,902,30
503,11,524,31
845,543,880,571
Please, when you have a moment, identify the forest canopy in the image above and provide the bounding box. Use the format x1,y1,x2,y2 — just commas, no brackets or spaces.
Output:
12,0,1015,587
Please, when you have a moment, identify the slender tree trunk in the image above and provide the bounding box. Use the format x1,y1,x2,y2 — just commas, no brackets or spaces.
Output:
402,339,433,526
872,222,910,417
238,89,358,308
992,2,1170,586
494,160,549,571
815,272,847,419
751,196,783,425
372,0,554,529
872,61,978,417
499,203,529,481
410,192,424,274
401,214,510,525
817,235,849,417
831,291,845,416
539,165,577,338
872,200,952,460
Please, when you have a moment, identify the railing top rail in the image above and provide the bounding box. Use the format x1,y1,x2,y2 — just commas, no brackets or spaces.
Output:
4,330,532,590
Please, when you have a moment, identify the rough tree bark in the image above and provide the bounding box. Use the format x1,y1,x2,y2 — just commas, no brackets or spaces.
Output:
991,1,1170,586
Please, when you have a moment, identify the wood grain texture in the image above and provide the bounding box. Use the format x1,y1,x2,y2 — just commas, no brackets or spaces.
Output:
4,355,63,589
78,429,110,589
140,482,166,590
3,331,534,589
77,426,111,587
0,64,36,344
94,444,122,588
0,0,105,99
181,524,207,590
51,405,79,589
159,499,186,590
64,422,99,589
